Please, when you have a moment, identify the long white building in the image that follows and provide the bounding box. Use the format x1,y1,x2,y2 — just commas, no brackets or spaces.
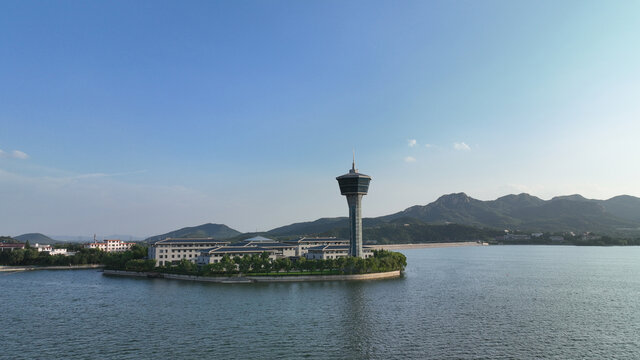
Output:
148,236,371,266
148,238,230,266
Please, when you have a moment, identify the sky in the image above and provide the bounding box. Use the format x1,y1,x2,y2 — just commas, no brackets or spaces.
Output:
1,0,639,237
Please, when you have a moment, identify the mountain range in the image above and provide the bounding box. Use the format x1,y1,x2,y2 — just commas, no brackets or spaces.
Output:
143,193,640,242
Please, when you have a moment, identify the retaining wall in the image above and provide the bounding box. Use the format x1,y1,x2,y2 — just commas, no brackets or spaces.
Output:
0,264,104,272
103,269,401,283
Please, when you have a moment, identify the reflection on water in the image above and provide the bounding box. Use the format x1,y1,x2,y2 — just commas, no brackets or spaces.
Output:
2,246,640,359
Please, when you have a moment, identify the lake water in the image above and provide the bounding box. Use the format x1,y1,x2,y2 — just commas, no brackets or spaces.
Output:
2,246,639,359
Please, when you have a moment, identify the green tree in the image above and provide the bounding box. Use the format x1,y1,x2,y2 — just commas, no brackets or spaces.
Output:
236,256,251,274
282,258,293,273
221,255,236,273
9,250,25,265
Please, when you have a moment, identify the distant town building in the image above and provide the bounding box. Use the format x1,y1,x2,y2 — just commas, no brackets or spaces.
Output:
33,243,53,252
85,239,136,253
148,238,230,266
581,233,600,241
50,248,69,255
0,243,25,252
34,243,70,255
305,245,374,260
495,234,532,241
33,243,68,255
550,236,564,242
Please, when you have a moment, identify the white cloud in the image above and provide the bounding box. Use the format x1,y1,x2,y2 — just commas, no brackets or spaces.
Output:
404,156,416,163
424,143,434,148
453,142,471,151
407,139,417,147
11,150,29,159
0,149,29,159
73,170,147,180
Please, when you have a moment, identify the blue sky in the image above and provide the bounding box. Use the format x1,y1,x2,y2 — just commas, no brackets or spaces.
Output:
1,1,639,237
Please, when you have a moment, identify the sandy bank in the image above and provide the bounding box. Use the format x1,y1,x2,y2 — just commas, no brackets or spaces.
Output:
370,241,486,250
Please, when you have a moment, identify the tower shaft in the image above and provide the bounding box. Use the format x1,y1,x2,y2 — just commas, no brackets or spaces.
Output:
346,194,363,257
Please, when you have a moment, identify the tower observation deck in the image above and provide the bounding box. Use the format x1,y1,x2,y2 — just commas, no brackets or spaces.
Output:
336,158,371,258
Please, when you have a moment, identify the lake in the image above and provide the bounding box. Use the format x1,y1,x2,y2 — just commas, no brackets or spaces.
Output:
2,246,639,359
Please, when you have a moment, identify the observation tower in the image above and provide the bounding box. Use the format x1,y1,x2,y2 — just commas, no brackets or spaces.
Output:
336,156,371,258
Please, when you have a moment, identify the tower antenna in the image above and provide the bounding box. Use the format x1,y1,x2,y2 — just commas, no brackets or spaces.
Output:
352,148,356,171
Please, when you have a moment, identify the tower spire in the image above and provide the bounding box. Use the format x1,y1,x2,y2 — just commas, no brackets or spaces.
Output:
352,149,356,171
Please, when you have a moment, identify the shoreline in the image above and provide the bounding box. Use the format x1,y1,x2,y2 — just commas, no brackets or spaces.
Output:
103,269,401,283
0,264,104,272
371,241,486,250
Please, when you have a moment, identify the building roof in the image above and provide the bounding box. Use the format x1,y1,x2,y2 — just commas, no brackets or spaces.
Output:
242,236,274,242
231,241,295,248
336,158,372,180
256,243,295,248
307,245,374,252
307,245,349,251
154,238,230,245
285,237,348,244
0,243,26,248
201,246,276,255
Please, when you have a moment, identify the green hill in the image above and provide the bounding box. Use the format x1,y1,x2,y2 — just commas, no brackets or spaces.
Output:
14,233,59,244
267,217,349,236
1,236,20,244
145,223,242,243
601,195,640,223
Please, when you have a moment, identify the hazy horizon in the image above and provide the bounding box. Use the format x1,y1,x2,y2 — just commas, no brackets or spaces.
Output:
2,1,639,236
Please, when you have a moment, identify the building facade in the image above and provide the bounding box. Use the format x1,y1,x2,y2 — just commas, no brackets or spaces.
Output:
0,243,25,252
305,245,374,260
197,247,277,265
284,237,349,256
148,238,231,266
233,237,297,258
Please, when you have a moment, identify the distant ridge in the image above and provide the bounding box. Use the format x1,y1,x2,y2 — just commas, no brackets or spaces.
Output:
145,223,242,243
266,193,640,237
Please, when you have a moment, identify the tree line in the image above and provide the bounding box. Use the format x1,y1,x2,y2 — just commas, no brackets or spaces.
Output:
0,243,147,267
